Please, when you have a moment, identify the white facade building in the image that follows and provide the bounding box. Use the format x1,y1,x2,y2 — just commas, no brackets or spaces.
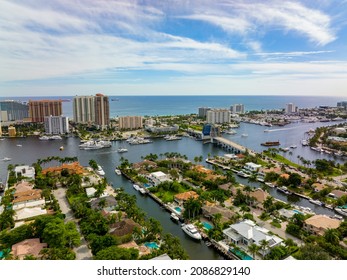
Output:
230,104,245,114
44,115,69,134
147,171,171,186
14,165,36,180
244,162,262,172
206,109,230,124
285,103,297,114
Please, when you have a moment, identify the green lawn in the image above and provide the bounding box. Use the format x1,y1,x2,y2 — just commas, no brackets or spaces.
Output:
153,185,191,203
263,152,302,168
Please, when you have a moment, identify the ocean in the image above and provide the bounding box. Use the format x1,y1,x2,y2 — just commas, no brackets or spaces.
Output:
0,95,344,118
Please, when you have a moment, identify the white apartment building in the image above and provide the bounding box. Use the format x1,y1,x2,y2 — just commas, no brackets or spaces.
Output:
44,115,69,134
119,116,143,130
206,109,230,124
285,103,297,114
73,95,95,124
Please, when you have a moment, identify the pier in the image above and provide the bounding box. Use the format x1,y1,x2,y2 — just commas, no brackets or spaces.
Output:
212,137,256,156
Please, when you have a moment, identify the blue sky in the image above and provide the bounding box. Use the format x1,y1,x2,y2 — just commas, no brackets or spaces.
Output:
1,0,347,96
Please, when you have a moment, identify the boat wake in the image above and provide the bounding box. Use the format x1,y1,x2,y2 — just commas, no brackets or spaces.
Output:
264,127,297,132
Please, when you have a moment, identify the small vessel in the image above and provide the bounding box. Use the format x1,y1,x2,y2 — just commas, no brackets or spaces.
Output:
50,135,62,140
165,135,182,141
280,147,290,152
16,144,22,147
2,157,12,161
39,135,50,140
96,165,105,176
236,170,250,178
115,168,121,175
265,182,275,188
277,186,291,195
290,145,297,149
226,129,237,135
181,224,202,240
241,133,248,137
117,147,128,153
133,184,140,191
301,139,308,146
309,199,323,206
334,208,347,217
139,188,146,195
264,129,271,132
170,212,180,222
59,146,64,151
261,141,280,146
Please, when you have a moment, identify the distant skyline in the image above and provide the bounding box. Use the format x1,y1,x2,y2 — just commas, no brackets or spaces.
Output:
1,0,347,97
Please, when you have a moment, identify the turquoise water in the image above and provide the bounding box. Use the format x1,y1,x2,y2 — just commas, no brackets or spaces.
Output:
230,248,253,260
144,242,159,249
202,221,213,230
175,206,182,213
293,209,302,214
144,183,151,188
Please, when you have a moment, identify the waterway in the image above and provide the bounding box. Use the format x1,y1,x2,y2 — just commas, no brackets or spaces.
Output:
0,122,344,259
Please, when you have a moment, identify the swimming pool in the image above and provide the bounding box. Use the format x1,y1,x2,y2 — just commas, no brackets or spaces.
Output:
293,209,302,215
175,206,182,213
202,221,213,230
230,248,253,260
144,242,159,249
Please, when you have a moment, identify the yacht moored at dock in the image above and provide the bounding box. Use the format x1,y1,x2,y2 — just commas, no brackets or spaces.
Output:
96,165,105,176
309,199,324,206
181,224,202,240
115,168,121,175
170,213,180,222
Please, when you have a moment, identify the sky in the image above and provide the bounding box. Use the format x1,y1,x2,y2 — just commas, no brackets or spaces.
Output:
1,0,347,97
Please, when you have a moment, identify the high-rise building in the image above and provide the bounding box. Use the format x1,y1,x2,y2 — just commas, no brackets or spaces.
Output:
94,94,110,129
206,109,230,124
0,100,29,122
285,103,297,114
0,122,2,136
337,101,347,110
44,115,69,135
29,100,62,123
73,94,110,129
8,126,16,137
119,116,143,130
73,96,95,124
230,104,245,114
198,107,211,118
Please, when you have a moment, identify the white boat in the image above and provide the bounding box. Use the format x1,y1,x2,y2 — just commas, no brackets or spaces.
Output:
59,146,64,151
264,129,271,132
39,135,50,140
181,224,202,240
265,182,275,188
277,186,291,195
115,168,121,175
309,199,323,206
165,135,182,141
16,144,22,147
334,208,347,217
96,165,105,176
2,157,12,161
241,133,248,137
226,129,237,135
139,188,146,195
301,139,308,146
117,147,128,153
133,184,140,191
50,135,62,140
290,145,297,149
170,212,180,222
237,170,250,178
79,140,111,150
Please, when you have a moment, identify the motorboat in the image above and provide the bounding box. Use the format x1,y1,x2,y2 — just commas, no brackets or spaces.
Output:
181,224,202,240
59,146,64,151
96,165,105,176
114,168,121,175
117,147,128,153
79,140,111,150
39,135,50,140
226,129,237,135
2,157,12,161
165,135,182,141
139,188,146,195
265,182,275,188
50,135,62,140
16,144,22,147
334,208,347,217
133,184,140,191
309,199,323,206
236,170,250,178
241,133,248,137
170,213,180,222
301,139,309,146
277,186,291,195
290,145,297,149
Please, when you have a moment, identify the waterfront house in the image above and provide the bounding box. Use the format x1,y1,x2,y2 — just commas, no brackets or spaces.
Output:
223,219,283,256
90,195,117,212
174,191,199,206
328,189,347,199
14,207,47,221
244,162,262,172
201,204,235,223
41,162,88,176
147,171,171,186
13,181,35,194
313,183,328,192
303,215,341,236
133,160,158,171
248,189,270,210
14,165,35,180
12,189,45,210
118,241,150,256
109,219,141,237
11,238,47,260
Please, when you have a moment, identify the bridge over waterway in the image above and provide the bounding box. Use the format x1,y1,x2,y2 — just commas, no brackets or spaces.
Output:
212,137,256,156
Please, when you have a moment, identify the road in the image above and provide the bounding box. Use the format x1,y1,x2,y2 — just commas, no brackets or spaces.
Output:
53,188,93,260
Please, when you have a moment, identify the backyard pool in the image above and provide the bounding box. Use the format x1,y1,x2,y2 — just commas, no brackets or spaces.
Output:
144,242,159,249
202,221,213,231
230,248,253,260
175,206,182,214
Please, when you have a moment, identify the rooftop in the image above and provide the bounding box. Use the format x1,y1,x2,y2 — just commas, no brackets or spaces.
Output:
305,215,341,230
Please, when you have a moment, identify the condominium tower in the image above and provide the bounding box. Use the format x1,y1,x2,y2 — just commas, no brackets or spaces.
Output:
206,109,230,124
230,104,245,114
119,116,143,130
29,100,62,123
44,115,69,135
73,94,109,129
0,100,29,122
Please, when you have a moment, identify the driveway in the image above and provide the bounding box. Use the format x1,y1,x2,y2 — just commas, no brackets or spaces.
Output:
53,188,93,260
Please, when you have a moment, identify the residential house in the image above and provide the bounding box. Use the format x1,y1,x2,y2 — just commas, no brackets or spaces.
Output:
147,171,171,186
328,189,347,199
12,189,45,210
90,195,117,212
133,160,157,171
201,204,235,223
11,238,47,260
244,162,262,172
313,183,328,192
223,219,283,256
118,241,150,256
109,219,141,237
304,215,341,235
174,191,199,206
249,189,270,210
13,181,35,194
14,165,35,180
14,207,47,221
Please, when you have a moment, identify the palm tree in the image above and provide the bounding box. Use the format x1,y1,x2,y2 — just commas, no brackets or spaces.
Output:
259,239,269,258
324,229,340,246
248,243,259,259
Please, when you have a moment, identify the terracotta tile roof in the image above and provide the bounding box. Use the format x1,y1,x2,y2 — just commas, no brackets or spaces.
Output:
305,215,341,230
174,191,199,201
42,162,87,175
261,167,282,174
330,189,347,198
280,173,290,179
13,189,42,204
14,181,34,194
11,238,47,260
